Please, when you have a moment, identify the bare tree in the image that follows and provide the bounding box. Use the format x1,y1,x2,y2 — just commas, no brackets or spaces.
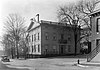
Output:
77,0,99,29
1,34,15,58
3,13,27,58
18,31,29,59
57,0,100,55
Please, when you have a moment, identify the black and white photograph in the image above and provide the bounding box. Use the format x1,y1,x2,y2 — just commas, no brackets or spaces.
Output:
0,0,100,70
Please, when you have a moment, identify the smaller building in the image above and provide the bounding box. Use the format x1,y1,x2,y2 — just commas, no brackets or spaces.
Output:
27,19,81,57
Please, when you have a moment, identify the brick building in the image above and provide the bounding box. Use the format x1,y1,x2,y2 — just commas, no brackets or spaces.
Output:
90,9,100,51
27,19,81,57
86,2,100,62
87,9,100,62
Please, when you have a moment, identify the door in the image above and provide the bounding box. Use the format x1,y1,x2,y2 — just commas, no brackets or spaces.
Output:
61,47,63,54
59,45,65,55
88,42,91,53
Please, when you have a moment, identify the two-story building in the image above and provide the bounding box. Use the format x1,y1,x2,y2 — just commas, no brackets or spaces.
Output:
27,19,81,57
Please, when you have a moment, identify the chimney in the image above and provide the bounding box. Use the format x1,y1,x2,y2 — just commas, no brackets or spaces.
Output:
30,18,33,22
36,14,39,23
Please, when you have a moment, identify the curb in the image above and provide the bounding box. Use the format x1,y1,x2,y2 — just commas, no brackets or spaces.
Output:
76,64,89,67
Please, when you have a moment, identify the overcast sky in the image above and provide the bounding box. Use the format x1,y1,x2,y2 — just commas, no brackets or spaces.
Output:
0,0,80,50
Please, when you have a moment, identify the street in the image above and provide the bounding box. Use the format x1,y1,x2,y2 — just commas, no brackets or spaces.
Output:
1,57,100,70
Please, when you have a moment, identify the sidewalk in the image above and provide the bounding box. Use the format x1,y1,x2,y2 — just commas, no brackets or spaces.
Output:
76,59,100,67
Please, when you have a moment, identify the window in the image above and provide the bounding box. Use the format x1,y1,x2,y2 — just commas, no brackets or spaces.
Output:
32,35,33,42
45,49,48,55
45,32,49,40
68,34,71,41
53,45,56,49
53,45,56,53
44,45,48,54
68,45,71,52
34,34,36,41
45,45,48,49
68,37,71,41
32,46,33,52
34,45,36,52
96,39,100,52
38,44,40,52
96,39,100,46
38,33,39,40
61,34,64,39
97,18,100,32
53,33,56,41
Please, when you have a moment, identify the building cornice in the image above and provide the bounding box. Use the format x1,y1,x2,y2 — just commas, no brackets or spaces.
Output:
89,9,100,17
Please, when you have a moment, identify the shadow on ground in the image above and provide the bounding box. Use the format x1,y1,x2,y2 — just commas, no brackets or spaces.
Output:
44,54,87,59
0,61,29,70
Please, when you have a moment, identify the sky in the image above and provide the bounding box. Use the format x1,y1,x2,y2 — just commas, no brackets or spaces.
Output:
0,0,80,50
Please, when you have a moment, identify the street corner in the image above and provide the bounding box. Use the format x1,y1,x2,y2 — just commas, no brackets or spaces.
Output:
72,62,89,68
72,59,89,67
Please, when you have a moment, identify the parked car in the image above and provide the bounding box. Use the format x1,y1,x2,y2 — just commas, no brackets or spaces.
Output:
1,55,10,62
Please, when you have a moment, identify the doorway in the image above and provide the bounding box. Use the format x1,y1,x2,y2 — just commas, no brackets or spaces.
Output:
59,45,65,55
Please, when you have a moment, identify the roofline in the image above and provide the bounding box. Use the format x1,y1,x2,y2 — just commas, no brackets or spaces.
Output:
27,22,34,31
27,20,81,32
40,20,73,27
89,9,100,16
27,25,41,32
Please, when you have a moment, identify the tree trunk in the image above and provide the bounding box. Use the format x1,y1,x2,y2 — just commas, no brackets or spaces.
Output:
11,48,14,59
74,34,77,56
16,45,19,59
74,29,77,56
16,41,19,59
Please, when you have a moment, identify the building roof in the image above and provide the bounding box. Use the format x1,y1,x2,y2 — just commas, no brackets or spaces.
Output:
89,2,100,15
89,9,100,16
27,20,80,32
94,2,100,12
27,22,34,31
40,20,73,27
